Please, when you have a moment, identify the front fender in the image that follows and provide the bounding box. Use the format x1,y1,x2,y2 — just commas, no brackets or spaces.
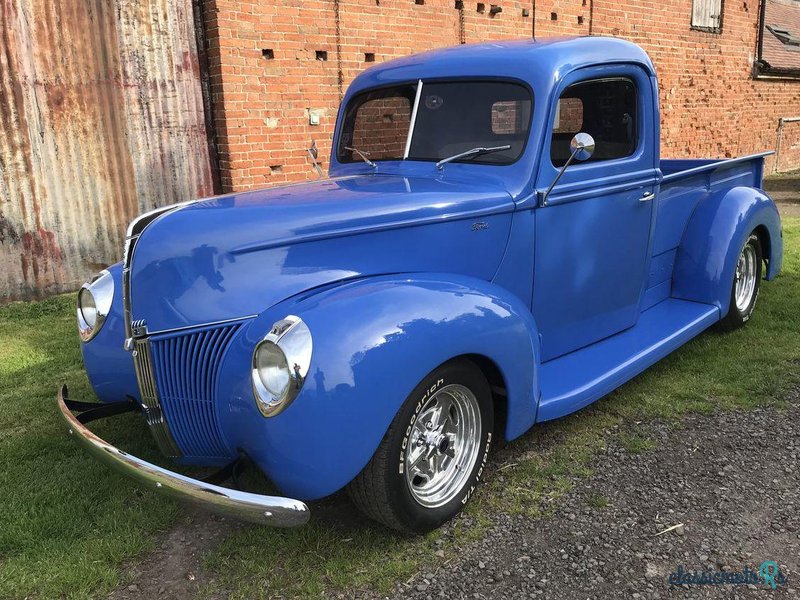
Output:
217,274,540,500
672,186,783,317
80,262,140,403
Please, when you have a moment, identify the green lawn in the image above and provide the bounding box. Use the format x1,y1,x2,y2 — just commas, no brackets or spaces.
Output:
0,300,181,599
0,218,798,599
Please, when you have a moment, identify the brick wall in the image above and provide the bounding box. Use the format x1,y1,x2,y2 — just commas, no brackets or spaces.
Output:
350,95,413,160
776,118,800,172
593,0,800,172
202,0,800,192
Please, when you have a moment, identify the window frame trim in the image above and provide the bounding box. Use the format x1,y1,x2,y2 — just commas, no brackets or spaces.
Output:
403,80,424,159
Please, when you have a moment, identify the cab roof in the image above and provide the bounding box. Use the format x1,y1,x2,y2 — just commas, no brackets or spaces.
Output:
345,36,656,97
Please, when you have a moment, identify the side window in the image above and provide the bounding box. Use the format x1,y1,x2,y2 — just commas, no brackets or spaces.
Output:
550,78,638,167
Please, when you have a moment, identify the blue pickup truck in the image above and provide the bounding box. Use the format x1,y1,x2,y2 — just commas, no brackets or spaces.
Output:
62,36,783,533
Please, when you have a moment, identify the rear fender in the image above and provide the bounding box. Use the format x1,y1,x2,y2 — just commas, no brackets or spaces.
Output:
217,274,540,500
672,186,783,317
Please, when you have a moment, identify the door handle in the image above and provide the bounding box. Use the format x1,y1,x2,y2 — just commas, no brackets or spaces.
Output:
639,191,655,203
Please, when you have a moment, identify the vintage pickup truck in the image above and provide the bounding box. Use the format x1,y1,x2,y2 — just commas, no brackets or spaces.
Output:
62,36,783,533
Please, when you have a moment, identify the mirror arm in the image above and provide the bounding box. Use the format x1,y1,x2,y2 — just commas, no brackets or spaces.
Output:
539,132,595,207
539,149,580,207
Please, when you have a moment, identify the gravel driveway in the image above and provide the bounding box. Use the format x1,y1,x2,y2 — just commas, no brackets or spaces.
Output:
377,396,799,600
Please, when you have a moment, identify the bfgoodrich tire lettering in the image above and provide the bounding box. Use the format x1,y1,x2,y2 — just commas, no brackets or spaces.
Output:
348,358,494,533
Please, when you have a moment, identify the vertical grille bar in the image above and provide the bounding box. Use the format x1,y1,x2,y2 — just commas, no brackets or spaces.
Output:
148,322,241,460
131,338,182,458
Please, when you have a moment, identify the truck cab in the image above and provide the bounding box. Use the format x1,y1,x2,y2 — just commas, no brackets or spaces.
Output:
330,39,666,363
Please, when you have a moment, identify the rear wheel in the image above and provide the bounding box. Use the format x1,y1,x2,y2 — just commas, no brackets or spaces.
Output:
348,358,494,533
716,233,762,332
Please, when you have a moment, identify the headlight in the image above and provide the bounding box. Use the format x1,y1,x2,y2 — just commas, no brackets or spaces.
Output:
77,270,114,342
252,315,312,417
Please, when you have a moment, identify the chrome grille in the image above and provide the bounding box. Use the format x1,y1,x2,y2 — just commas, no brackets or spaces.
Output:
149,323,241,460
123,202,193,455
131,338,182,457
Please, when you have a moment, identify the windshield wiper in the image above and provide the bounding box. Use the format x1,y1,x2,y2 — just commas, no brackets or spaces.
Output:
435,145,512,170
344,146,377,169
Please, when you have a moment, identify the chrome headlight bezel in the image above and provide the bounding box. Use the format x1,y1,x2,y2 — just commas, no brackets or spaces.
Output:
77,270,114,343
252,315,312,418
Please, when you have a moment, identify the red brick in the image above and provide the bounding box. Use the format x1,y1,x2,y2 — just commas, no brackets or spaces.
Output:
202,0,800,192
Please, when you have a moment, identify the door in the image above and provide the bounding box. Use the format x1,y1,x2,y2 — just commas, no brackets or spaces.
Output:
532,66,658,362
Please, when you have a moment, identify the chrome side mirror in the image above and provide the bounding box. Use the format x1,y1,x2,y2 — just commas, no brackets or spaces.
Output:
307,140,323,178
569,132,595,162
540,132,596,207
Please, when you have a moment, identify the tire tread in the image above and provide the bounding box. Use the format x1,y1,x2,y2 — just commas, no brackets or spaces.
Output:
348,408,407,531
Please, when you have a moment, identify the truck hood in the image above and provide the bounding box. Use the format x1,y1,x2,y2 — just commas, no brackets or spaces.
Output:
130,174,515,332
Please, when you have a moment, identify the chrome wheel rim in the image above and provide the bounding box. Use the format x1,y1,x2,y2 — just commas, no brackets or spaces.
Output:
734,243,757,312
404,384,482,508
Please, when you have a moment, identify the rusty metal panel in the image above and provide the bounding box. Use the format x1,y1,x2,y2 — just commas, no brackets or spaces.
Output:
0,0,213,302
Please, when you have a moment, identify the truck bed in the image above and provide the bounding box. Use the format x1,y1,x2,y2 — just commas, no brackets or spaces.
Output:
641,152,773,312
660,153,770,184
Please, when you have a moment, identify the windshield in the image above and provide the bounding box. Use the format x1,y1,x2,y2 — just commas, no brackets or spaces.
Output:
337,80,532,166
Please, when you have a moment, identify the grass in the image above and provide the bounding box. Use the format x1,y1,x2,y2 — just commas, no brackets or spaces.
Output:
587,493,610,509
0,218,798,599
617,431,658,454
0,299,180,599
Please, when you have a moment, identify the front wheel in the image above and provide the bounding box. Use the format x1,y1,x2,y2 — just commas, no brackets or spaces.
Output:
716,232,762,332
348,358,494,533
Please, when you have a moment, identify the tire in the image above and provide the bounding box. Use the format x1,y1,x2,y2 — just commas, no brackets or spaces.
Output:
348,358,494,533
716,233,762,332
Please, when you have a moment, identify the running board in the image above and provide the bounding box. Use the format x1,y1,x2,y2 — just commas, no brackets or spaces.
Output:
536,298,719,423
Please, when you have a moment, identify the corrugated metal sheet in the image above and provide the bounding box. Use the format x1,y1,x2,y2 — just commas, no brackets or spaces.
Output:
0,0,214,302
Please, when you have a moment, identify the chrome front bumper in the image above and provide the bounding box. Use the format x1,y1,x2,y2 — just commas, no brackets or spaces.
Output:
56,386,310,527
